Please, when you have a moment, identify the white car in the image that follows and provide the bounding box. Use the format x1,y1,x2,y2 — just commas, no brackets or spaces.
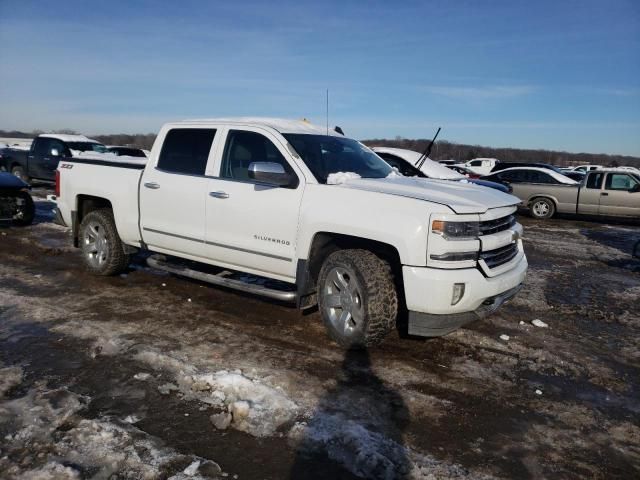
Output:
465,158,500,176
54,117,527,348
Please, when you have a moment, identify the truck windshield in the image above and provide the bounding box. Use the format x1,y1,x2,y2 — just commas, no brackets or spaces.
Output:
67,142,107,153
283,134,392,183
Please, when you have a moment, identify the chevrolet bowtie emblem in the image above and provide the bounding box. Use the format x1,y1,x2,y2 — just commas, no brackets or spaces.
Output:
511,230,520,242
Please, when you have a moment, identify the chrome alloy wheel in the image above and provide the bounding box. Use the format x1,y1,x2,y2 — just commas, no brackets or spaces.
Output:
83,220,109,268
322,266,365,338
532,200,550,217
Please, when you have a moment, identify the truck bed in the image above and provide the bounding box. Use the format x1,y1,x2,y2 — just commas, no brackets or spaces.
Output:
56,156,147,246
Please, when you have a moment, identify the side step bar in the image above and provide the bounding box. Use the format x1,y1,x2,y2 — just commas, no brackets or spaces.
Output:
146,255,297,303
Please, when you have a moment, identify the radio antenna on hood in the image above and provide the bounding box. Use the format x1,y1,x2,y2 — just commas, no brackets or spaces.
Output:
415,127,441,169
326,89,329,135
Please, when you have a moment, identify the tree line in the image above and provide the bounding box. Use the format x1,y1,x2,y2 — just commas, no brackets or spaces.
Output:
2,129,638,167
362,138,640,168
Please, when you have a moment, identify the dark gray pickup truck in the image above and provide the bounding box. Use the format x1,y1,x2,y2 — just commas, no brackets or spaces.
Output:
0,134,106,183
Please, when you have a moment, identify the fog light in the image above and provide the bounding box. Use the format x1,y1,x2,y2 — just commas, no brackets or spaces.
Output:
451,283,465,305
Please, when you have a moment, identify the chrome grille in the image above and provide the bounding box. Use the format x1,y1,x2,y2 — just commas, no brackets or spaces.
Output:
480,243,518,269
479,215,516,236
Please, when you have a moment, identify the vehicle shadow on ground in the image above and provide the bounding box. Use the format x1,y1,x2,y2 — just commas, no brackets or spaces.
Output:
289,349,411,479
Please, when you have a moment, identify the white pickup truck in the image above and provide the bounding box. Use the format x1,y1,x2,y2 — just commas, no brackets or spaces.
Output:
55,118,527,347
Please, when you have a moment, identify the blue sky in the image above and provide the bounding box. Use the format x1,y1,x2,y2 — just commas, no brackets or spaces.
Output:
0,0,639,155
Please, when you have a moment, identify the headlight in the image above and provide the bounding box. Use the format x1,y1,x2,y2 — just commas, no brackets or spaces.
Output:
431,220,479,240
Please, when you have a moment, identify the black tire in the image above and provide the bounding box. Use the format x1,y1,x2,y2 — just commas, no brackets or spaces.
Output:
11,165,30,184
317,249,398,348
529,197,555,219
12,191,35,226
79,208,130,276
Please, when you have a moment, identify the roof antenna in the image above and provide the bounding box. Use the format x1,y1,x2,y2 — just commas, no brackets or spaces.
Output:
326,88,329,135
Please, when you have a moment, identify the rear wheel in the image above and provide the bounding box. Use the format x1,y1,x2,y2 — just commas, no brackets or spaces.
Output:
79,209,130,275
318,249,398,348
530,197,555,219
11,165,30,183
12,191,35,226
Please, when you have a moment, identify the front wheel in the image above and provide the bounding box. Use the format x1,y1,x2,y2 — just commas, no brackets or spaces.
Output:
317,249,398,348
79,209,130,275
530,197,555,219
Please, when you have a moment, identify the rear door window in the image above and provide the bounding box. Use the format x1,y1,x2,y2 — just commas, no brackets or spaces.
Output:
34,138,51,156
158,128,216,175
500,170,525,183
528,171,556,184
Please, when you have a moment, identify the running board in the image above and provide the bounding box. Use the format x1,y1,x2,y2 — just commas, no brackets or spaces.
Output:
146,255,297,303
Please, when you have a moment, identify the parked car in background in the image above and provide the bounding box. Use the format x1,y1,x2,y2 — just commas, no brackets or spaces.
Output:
446,165,480,179
0,171,35,225
561,164,601,173
0,134,107,183
492,162,561,173
54,118,527,348
107,146,148,158
371,147,512,193
482,167,640,219
464,158,500,176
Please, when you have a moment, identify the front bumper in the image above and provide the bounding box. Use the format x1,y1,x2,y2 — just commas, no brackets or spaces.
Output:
408,283,523,337
402,252,527,337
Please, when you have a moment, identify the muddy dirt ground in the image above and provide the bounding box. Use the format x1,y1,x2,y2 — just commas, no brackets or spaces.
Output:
1,189,639,479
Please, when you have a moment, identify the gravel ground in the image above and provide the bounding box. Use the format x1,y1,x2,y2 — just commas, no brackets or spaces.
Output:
0,191,638,479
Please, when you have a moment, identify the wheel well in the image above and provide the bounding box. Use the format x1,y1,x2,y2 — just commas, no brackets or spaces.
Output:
298,232,404,308
73,195,113,246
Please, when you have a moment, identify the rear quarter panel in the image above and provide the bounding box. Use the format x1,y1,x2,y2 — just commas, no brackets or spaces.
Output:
57,160,144,245
512,184,579,213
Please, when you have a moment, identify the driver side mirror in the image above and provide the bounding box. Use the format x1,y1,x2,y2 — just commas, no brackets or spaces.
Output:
630,183,640,193
50,148,60,157
248,162,296,187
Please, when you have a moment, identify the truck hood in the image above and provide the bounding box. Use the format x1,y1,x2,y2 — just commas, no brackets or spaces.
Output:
336,176,521,214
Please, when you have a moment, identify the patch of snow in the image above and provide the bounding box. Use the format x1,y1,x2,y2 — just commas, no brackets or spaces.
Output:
535,389,543,395
499,334,510,341
210,412,232,430
191,371,297,437
183,460,201,476
71,150,148,165
0,385,220,479
0,365,23,397
327,172,361,185
133,372,151,381
158,383,179,395
531,319,549,328
123,414,141,424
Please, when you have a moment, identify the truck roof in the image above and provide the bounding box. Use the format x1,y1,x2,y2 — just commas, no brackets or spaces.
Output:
40,133,100,143
178,117,342,136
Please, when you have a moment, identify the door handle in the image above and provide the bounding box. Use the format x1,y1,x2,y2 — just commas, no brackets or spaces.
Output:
209,191,229,199
144,182,160,189
601,192,608,196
